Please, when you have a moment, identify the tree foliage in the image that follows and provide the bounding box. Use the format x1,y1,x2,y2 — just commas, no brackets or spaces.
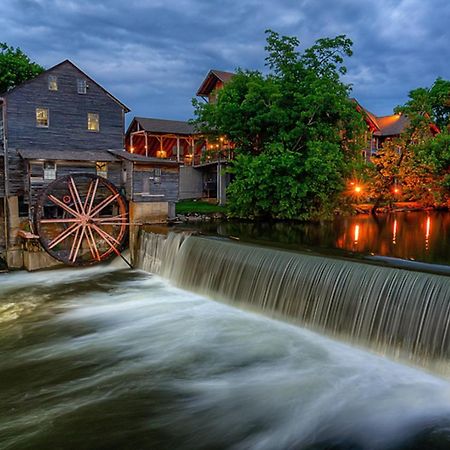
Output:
193,30,365,219
367,77,450,209
0,43,44,94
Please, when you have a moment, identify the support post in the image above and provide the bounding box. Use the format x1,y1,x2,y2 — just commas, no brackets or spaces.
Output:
176,137,180,162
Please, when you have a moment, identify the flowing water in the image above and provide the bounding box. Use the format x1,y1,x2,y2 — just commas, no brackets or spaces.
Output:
138,232,450,374
3,265,450,449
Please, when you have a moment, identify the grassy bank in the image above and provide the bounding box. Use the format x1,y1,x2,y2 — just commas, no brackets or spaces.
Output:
176,200,227,215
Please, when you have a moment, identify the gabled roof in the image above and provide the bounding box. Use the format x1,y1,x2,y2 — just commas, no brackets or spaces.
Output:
196,69,235,97
128,117,197,135
2,60,130,112
17,148,119,162
353,99,409,136
374,114,410,137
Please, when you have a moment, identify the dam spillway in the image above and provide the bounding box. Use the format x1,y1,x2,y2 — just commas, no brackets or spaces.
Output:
138,231,450,373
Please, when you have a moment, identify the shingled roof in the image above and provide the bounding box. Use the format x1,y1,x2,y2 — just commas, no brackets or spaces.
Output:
17,148,119,162
196,69,235,97
353,99,409,137
374,114,410,136
131,117,197,135
108,149,180,165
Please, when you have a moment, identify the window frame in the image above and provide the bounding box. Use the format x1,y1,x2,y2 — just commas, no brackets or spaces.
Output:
87,112,99,132
43,161,56,180
96,161,108,178
48,75,58,91
77,79,87,94
36,108,49,128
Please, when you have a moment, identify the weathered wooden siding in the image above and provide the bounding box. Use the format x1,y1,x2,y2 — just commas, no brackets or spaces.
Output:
8,152,26,196
26,161,124,205
132,165,178,202
6,61,124,152
0,156,4,197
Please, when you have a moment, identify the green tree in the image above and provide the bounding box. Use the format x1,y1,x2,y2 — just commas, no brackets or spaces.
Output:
193,30,365,219
0,43,44,93
368,77,450,210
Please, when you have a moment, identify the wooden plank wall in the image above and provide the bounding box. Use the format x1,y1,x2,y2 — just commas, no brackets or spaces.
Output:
6,62,125,152
4,61,127,198
26,161,124,206
132,165,179,203
0,156,4,197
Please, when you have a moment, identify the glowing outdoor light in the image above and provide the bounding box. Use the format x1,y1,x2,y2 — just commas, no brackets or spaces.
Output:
354,224,360,244
354,185,362,194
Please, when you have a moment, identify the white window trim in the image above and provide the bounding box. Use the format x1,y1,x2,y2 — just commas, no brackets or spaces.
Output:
77,79,87,94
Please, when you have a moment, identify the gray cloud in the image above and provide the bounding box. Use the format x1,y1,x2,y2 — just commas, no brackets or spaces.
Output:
2,0,450,122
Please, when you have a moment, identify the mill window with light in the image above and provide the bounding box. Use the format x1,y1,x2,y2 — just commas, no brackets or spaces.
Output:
96,162,108,178
36,108,49,127
48,75,58,91
43,161,56,180
77,79,87,94
88,113,99,132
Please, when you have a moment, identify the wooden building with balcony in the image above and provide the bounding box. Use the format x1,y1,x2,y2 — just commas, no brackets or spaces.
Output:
125,116,232,203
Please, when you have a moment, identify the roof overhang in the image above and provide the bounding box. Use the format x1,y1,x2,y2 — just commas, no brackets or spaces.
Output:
18,148,120,162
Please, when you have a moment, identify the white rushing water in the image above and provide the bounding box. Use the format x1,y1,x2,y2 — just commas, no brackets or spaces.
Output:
2,266,450,449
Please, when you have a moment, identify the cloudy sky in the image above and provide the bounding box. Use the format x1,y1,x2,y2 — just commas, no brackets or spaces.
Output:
2,0,450,124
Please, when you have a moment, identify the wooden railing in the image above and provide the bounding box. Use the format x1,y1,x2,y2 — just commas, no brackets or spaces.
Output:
191,149,233,167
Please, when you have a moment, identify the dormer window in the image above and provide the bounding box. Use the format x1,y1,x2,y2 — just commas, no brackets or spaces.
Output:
48,75,58,91
36,108,49,127
77,79,87,94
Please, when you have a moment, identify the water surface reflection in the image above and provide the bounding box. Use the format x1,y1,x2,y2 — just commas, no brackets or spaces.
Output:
178,211,450,266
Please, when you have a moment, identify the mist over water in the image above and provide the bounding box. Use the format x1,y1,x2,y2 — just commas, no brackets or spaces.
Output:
2,266,450,449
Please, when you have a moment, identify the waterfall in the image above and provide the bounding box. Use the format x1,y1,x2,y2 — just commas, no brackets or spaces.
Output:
137,231,450,373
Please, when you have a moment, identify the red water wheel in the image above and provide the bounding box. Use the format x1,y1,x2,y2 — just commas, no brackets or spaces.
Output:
34,173,128,266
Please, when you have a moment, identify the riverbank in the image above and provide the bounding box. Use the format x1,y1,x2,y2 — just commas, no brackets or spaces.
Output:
352,202,439,215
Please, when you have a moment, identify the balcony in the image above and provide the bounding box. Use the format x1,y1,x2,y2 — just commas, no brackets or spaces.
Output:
191,149,233,167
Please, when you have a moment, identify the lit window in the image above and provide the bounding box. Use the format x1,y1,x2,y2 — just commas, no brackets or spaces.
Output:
48,75,58,91
36,108,49,127
77,79,87,94
88,113,99,132
43,161,56,180
96,162,108,178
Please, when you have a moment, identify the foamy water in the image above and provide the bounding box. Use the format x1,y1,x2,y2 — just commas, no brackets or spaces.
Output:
1,267,450,449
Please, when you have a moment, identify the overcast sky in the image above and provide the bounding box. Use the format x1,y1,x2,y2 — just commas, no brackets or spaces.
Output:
2,0,450,124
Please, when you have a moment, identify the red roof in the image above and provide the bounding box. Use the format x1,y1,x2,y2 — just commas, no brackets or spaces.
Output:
196,69,235,97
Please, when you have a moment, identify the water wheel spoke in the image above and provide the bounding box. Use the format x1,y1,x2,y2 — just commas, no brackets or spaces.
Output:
39,218,80,224
87,225,101,261
48,222,82,250
86,178,99,214
68,177,83,215
70,226,86,263
68,226,82,260
91,223,122,256
90,193,120,218
93,214,128,225
48,194,80,218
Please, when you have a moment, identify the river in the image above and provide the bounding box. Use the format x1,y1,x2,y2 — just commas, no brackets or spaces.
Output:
2,261,450,449
175,210,450,267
